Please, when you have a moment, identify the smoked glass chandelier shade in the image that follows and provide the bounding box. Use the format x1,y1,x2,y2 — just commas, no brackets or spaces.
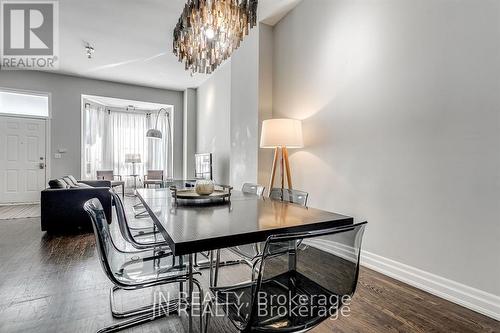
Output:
173,0,258,74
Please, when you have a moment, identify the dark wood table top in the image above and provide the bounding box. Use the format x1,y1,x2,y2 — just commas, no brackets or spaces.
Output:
136,188,354,256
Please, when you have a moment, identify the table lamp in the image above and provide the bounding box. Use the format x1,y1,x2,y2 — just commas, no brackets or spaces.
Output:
260,118,303,192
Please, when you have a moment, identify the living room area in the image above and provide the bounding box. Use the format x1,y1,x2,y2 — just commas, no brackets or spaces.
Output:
0,0,499,333
0,74,184,221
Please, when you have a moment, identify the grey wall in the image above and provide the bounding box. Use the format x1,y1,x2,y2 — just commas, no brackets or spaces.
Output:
258,24,275,193
230,28,260,189
196,28,261,188
196,63,231,184
273,0,500,296
183,88,197,179
0,71,184,179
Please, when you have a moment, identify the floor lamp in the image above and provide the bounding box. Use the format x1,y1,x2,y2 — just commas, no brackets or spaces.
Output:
146,108,173,179
139,108,172,218
260,119,303,193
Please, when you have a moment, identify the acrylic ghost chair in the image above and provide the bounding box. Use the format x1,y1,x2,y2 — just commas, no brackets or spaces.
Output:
84,198,204,333
207,222,367,333
220,187,309,274
223,183,267,263
269,188,309,206
109,189,193,319
186,183,267,287
110,189,169,250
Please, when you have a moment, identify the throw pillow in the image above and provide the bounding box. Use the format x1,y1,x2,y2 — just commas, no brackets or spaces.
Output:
68,175,79,184
48,179,68,189
62,177,78,188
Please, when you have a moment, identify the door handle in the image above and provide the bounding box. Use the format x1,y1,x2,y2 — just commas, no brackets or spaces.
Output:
39,162,45,169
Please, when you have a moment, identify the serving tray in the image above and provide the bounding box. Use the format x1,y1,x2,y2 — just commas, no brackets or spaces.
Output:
169,185,232,205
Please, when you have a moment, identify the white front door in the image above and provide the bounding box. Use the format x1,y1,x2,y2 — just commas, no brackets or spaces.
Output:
0,116,47,204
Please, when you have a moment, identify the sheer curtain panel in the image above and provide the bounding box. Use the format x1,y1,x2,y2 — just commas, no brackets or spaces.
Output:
83,103,171,186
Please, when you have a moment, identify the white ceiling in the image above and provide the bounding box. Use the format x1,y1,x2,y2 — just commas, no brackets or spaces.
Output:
50,0,302,91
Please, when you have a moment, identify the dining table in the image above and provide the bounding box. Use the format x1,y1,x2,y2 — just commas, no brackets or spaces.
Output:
136,186,354,333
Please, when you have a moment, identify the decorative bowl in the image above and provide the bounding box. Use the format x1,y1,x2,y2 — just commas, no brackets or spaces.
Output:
195,179,215,195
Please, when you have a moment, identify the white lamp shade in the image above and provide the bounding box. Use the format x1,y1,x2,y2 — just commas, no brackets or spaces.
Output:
260,119,304,148
125,153,141,163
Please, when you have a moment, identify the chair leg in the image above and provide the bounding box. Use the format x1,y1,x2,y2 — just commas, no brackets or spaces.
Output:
209,251,214,288
194,249,253,288
214,249,221,287
133,209,150,219
252,257,262,281
96,306,176,333
110,285,180,318
193,279,205,333
204,295,214,333
196,258,251,270
103,277,203,333
132,201,149,219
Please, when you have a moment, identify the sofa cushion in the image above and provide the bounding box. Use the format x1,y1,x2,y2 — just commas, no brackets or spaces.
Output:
77,182,92,188
68,175,79,185
48,179,68,189
62,177,78,188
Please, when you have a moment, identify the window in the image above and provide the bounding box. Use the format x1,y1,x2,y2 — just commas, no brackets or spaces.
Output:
82,102,172,182
0,90,49,118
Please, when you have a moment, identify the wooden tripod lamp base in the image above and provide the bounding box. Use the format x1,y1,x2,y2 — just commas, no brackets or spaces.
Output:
261,118,303,193
269,146,293,191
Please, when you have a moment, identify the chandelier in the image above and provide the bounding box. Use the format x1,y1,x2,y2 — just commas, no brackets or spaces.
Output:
173,0,258,74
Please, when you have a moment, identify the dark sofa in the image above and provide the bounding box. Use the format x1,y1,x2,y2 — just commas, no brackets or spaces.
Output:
41,177,112,233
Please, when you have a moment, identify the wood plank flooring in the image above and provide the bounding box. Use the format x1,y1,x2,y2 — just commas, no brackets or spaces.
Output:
0,199,497,333
0,204,40,220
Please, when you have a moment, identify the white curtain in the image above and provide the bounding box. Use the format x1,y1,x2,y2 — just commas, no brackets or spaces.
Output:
83,103,171,186
147,112,171,173
84,104,110,179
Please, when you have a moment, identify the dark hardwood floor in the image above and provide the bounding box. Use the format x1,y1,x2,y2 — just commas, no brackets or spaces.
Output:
0,202,498,333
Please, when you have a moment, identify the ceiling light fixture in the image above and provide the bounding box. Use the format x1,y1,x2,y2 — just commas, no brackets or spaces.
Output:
173,0,258,75
85,44,95,59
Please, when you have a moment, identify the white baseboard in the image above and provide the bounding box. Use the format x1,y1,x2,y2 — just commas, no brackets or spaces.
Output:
361,250,500,321
305,240,500,321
